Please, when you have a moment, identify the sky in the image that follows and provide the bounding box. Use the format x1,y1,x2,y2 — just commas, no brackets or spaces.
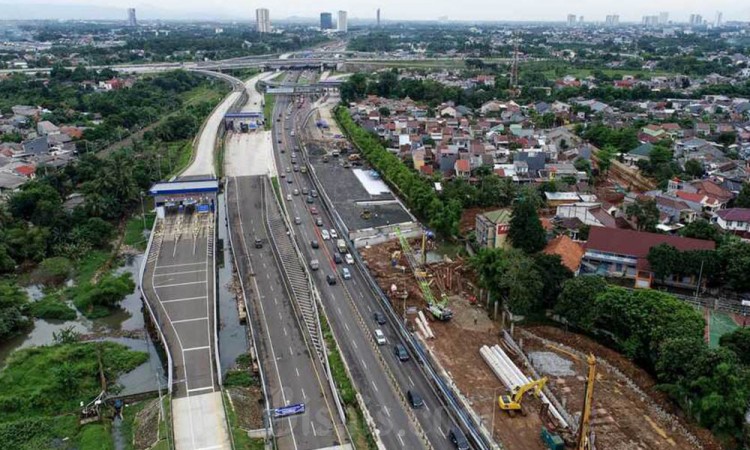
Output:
2,0,750,23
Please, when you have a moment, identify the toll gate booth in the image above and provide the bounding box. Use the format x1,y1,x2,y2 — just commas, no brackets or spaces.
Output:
149,178,219,218
223,112,264,133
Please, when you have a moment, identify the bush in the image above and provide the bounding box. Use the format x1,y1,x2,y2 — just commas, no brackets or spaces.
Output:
28,295,77,321
223,370,257,388
33,257,73,286
72,272,135,317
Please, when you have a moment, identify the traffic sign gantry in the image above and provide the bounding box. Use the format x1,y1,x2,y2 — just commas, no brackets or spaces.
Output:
273,403,305,419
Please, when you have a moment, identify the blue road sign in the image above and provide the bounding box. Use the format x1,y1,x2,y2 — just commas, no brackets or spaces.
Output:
273,403,305,418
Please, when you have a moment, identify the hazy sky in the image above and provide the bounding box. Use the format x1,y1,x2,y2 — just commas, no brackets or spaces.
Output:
5,0,750,23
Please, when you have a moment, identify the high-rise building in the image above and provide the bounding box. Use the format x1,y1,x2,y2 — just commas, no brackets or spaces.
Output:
579,16,584,24
337,10,348,32
127,8,137,27
377,8,381,27
659,12,669,25
715,11,723,27
642,15,659,26
256,8,271,33
567,14,577,27
605,15,620,26
320,12,333,30
689,14,704,26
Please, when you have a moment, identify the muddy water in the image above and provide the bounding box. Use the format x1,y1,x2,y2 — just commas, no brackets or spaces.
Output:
0,254,164,396
216,192,249,372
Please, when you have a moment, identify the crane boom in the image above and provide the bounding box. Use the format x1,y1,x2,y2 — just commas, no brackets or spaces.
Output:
576,354,597,450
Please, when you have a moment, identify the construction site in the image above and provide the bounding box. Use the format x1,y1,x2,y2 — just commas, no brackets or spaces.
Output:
359,236,720,450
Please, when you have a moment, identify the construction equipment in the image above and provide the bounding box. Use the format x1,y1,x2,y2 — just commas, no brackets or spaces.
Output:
576,354,597,450
498,377,548,413
360,208,371,220
541,427,565,450
395,226,452,321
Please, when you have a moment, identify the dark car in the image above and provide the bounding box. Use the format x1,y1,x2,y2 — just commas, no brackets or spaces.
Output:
373,311,387,325
448,427,470,450
407,390,424,408
306,196,314,204
311,239,319,249
326,274,337,285
333,253,343,264
254,238,262,248
278,139,282,143
394,344,409,362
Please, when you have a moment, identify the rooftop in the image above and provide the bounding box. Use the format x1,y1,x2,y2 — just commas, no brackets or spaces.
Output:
586,227,715,260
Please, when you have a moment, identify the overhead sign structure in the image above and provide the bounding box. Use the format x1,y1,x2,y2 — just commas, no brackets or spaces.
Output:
273,403,305,419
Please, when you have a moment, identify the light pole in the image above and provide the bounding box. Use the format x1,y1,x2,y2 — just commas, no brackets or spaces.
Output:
140,191,147,233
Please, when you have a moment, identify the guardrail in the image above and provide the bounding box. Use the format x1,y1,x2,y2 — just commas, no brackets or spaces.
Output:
299,103,496,450
222,178,275,445
138,218,175,449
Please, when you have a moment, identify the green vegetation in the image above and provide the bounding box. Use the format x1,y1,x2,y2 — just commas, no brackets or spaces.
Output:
0,281,31,340
72,272,135,319
224,391,264,450
28,294,77,321
263,93,275,131
124,212,156,250
78,423,114,450
508,194,546,254
0,341,147,449
224,354,259,388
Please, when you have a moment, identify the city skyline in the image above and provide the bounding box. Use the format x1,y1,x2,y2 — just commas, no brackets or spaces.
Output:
0,0,748,23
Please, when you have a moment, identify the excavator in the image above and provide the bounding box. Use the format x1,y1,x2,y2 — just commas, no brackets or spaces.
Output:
498,377,548,414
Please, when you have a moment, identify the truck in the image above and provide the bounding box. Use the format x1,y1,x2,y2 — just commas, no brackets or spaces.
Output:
336,239,347,254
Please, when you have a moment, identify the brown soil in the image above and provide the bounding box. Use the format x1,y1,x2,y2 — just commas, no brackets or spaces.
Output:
360,239,723,450
228,386,264,429
133,398,161,450
522,325,723,450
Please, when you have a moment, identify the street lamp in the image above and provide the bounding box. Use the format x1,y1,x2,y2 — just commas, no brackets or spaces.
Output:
140,191,147,233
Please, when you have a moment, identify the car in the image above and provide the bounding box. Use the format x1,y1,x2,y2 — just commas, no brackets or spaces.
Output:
311,239,319,249
315,217,324,227
293,189,299,196
280,172,286,178
280,148,285,153
342,267,351,279
254,238,262,248
373,312,387,325
286,194,292,201
326,274,337,285
302,187,309,195
333,253,343,264
294,217,302,225
300,166,307,174
448,428,470,450
311,189,318,198
407,390,424,408
310,207,318,215
345,254,354,265
321,229,330,240
293,165,299,172
306,196,314,204
374,329,386,345
286,167,291,173
278,139,282,143
329,229,338,239
286,177,293,184
394,344,410,362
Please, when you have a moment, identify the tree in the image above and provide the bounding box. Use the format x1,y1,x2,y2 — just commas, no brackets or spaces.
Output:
625,198,660,232
684,159,704,178
532,253,573,308
717,238,750,292
596,145,617,174
470,247,543,316
647,244,679,282
735,182,750,208
554,276,608,331
680,219,722,243
508,196,546,254
719,328,750,365
0,281,30,340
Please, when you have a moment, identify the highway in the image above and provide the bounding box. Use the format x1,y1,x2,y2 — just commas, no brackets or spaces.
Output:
271,88,461,449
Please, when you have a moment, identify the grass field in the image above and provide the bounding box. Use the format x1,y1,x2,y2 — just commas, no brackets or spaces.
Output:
263,93,275,131
706,309,742,348
124,212,156,250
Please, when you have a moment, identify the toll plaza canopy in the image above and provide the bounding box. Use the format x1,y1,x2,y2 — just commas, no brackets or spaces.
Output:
149,179,219,212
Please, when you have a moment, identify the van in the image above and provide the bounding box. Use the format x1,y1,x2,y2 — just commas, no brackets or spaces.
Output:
309,259,319,270
448,427,470,450
374,329,386,345
336,239,347,254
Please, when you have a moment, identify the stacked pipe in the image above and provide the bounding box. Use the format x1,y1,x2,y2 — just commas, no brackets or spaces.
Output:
416,311,435,339
480,345,569,428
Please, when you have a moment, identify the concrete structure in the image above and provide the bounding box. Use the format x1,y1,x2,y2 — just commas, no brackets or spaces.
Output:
605,14,619,26
715,208,750,233
715,11,723,27
377,8,381,27
690,13,703,26
256,8,271,33
320,12,333,30
475,209,512,249
127,8,137,27
337,10,348,32
567,14,577,26
659,11,669,25
581,227,715,289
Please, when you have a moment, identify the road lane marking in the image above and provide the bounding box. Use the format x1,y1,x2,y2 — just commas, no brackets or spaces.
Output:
371,380,379,392
408,376,414,386
301,388,307,399
171,317,208,324
283,327,288,336
296,368,300,377
310,421,317,436
397,433,405,446
153,269,206,277
160,296,207,304
154,261,207,269
187,386,214,393
383,406,390,417
344,323,350,332
183,346,211,351
361,359,367,370
154,280,207,288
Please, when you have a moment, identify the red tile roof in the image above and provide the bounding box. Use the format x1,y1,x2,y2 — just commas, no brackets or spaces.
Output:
455,159,470,173
716,208,750,223
586,227,714,261
544,235,584,272
14,165,35,177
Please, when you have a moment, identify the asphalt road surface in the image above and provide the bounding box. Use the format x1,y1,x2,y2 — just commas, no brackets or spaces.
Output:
271,89,466,449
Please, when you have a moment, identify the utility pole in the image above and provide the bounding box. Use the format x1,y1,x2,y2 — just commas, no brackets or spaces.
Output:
140,191,147,232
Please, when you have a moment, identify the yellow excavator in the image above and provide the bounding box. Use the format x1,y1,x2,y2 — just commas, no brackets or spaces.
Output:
498,377,548,413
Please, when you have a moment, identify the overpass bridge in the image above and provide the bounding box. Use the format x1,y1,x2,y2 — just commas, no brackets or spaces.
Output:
257,78,344,95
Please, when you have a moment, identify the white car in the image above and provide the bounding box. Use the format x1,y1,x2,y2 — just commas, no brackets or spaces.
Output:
293,189,300,196
329,229,338,239
374,329,386,345
321,229,330,240
342,267,351,279
345,254,354,265
286,194,292,201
